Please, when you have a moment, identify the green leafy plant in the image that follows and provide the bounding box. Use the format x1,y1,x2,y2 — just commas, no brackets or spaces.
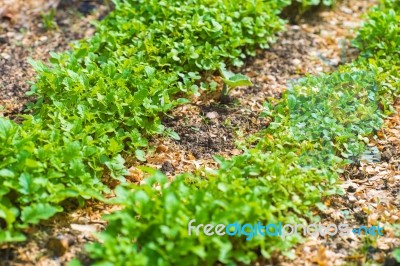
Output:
219,64,253,97
1,1,399,265
41,9,57,31
84,1,400,264
85,66,389,265
0,0,293,242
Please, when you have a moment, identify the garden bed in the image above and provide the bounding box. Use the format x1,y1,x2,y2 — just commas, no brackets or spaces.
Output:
0,0,399,265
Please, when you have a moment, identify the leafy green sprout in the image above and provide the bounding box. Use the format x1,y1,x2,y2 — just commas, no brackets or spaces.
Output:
41,9,57,31
219,64,253,97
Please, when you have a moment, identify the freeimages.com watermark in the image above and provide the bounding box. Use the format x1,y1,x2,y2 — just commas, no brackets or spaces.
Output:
188,220,384,241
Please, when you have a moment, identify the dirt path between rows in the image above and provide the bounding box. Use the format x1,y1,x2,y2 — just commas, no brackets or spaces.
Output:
2,0,398,265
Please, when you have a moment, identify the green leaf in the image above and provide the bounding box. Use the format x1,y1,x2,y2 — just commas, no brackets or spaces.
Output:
27,58,44,71
144,66,156,76
219,64,234,79
222,74,253,88
288,94,297,110
20,204,62,226
24,158,42,168
135,149,146,162
165,129,180,140
0,230,26,243
219,64,252,89
393,249,400,262
0,204,18,229
67,259,82,266
0,169,15,178
190,246,206,259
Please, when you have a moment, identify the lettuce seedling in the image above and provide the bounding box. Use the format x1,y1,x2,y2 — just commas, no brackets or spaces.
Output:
219,64,253,103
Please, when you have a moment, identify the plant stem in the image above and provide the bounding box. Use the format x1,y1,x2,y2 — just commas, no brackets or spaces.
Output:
221,83,229,96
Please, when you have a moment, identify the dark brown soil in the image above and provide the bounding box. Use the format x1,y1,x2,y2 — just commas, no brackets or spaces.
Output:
163,103,269,160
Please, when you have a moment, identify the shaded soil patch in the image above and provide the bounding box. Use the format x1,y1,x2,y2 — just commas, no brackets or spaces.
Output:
163,103,269,160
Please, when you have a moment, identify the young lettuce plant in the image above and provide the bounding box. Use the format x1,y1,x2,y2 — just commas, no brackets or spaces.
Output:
219,63,253,103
